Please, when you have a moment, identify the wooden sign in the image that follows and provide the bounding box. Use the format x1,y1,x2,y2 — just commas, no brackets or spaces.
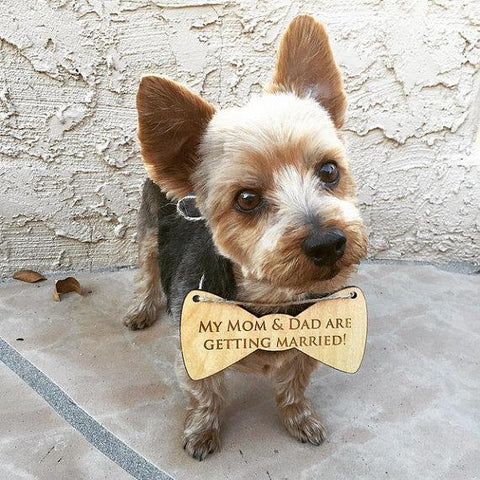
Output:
180,287,367,380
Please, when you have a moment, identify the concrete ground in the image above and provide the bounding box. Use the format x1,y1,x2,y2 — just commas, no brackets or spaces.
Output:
0,263,479,480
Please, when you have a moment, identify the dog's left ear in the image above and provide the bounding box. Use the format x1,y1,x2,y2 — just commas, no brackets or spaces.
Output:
269,15,346,129
136,76,215,198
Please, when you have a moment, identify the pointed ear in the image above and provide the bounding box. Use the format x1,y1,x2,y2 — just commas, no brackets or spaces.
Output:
269,15,346,129
136,76,215,198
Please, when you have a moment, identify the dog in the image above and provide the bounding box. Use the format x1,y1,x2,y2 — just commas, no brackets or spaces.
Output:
124,15,367,460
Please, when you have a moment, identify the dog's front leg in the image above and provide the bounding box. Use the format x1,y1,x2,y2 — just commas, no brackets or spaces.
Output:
273,352,326,445
124,179,165,330
176,358,226,460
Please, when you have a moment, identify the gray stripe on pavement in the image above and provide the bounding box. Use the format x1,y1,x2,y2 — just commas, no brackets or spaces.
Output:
0,337,173,480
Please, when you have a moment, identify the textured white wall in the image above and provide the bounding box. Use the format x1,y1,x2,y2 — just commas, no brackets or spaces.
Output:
1,0,479,276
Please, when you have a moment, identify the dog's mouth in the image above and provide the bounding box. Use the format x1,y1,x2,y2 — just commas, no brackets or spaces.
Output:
263,262,345,290
304,260,342,281
320,265,341,280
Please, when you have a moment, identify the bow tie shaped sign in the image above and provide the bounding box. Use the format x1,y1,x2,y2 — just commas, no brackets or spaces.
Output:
180,287,367,380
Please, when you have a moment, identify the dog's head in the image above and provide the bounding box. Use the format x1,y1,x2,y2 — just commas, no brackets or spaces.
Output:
136,15,367,291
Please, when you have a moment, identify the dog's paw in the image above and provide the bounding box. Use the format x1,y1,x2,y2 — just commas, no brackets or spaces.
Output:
281,405,326,446
183,429,220,461
123,308,157,330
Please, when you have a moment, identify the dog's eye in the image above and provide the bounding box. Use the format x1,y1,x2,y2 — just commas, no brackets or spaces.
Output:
316,162,340,186
235,190,262,212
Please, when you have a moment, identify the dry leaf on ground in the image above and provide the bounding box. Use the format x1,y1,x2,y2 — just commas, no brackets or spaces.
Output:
53,277,82,302
13,270,47,283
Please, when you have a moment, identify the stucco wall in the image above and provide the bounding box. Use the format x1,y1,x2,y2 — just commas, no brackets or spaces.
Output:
1,0,479,276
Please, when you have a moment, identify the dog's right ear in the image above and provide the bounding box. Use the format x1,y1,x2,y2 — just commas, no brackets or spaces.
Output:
136,76,215,198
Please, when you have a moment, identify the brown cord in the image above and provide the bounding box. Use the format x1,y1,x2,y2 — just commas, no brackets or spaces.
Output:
194,290,356,308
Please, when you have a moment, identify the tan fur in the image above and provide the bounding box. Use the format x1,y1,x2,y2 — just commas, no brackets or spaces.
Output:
268,15,347,128
272,352,325,445
234,350,325,444
198,133,365,290
129,15,367,460
124,229,164,330
175,352,226,460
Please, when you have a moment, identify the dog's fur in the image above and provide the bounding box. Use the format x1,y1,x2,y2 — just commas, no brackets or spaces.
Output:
124,15,367,460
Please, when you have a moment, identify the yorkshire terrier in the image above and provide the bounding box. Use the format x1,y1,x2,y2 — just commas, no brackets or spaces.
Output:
124,15,367,460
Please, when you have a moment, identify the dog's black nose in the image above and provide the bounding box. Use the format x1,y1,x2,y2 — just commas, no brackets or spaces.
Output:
302,228,346,266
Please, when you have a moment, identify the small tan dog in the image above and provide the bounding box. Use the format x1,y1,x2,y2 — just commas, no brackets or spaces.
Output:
125,15,367,460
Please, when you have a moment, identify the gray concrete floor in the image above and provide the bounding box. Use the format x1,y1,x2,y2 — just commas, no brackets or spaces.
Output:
0,263,479,480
